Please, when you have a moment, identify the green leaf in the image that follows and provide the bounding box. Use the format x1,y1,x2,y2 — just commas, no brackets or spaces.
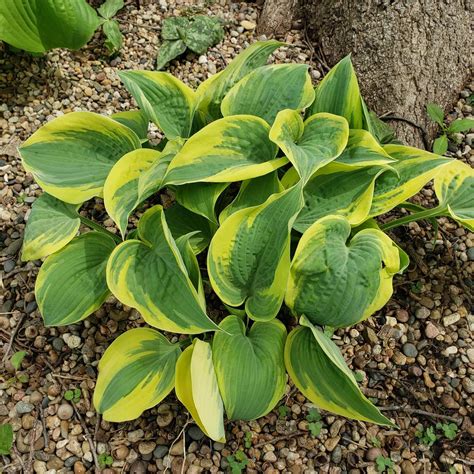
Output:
308,55,364,129
426,103,445,127
156,39,187,70
118,71,197,139
184,15,224,54
165,204,215,254
10,351,27,370
196,40,284,122
270,109,349,182
0,0,101,52
103,149,164,237
291,165,387,232
285,317,393,425
175,340,225,442
174,182,229,223
434,160,474,231
94,328,180,422
164,115,283,185
111,110,149,142
36,232,116,326
21,193,80,261
219,171,283,223
106,205,218,333
362,104,398,145
0,424,13,456
433,135,448,155
19,112,141,204
221,64,315,125
286,216,401,328
103,19,123,54
447,118,474,133
212,316,287,420
369,145,452,217
161,16,189,40
208,183,304,321
98,0,124,19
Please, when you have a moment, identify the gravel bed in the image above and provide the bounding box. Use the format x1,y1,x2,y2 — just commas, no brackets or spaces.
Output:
1,1,473,473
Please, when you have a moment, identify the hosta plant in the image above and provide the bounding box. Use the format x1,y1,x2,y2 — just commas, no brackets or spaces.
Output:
19,41,474,440
0,0,125,54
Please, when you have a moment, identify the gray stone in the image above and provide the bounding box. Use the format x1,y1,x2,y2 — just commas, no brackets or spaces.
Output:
153,445,169,459
16,401,34,414
188,425,205,441
402,343,418,358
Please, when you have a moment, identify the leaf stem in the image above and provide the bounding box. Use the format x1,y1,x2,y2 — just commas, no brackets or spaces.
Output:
79,216,122,244
381,206,447,231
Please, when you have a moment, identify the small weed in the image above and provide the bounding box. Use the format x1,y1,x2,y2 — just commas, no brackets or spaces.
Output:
436,422,458,440
370,436,382,448
278,405,289,419
306,408,323,438
416,426,438,446
244,431,252,448
0,424,13,455
64,388,81,403
98,453,113,468
427,102,474,155
10,351,26,370
226,450,248,474
376,455,394,473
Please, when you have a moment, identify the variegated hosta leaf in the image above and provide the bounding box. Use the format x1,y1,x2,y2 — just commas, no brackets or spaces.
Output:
291,164,387,232
111,110,149,142
285,317,393,425
36,232,116,326
212,316,287,420
286,215,401,328
174,182,229,223
137,139,184,202
434,160,474,231
94,328,180,422
165,204,215,255
104,149,164,237
106,205,218,333
270,109,349,182
20,112,141,204
118,71,197,139
219,171,283,223
164,115,283,185
221,64,315,125
175,233,206,308
21,194,80,261
196,40,283,122
369,145,452,217
175,340,225,442
308,55,364,129
0,0,100,52
334,129,395,168
208,183,304,321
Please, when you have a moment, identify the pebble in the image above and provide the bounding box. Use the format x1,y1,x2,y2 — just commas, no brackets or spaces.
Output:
4,260,15,272
16,400,34,414
170,439,184,456
153,445,169,459
402,343,418,358
415,306,430,319
127,428,144,443
467,348,474,364
425,322,440,339
188,425,205,441
443,313,460,326
64,334,81,349
241,20,256,30
396,309,409,322
366,447,382,461
138,440,156,455
263,451,277,462
57,403,74,420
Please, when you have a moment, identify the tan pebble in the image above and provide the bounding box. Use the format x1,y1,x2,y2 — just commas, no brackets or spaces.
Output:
73,461,87,474
324,436,340,452
241,20,256,30
263,451,277,462
170,438,184,456
400,459,416,474
138,440,156,455
115,444,129,460
57,403,74,420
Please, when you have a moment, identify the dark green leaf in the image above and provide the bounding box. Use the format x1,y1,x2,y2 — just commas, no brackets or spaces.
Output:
161,17,190,40
156,40,187,70
184,16,224,54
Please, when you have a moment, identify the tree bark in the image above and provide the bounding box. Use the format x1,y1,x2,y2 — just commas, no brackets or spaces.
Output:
258,0,300,39
259,0,472,147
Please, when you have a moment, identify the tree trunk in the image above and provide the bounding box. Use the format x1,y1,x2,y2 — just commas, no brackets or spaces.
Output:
258,0,300,39
259,0,472,147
